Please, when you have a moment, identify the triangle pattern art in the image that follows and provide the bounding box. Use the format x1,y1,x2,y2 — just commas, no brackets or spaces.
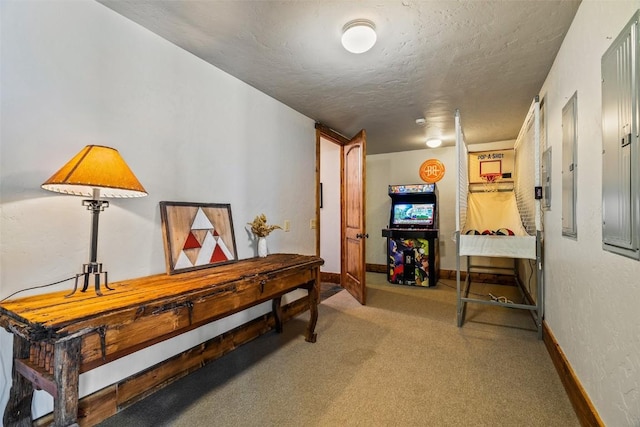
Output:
214,236,235,260
192,208,215,230
182,232,201,250
175,207,235,269
210,244,228,263
174,251,194,269
195,231,217,266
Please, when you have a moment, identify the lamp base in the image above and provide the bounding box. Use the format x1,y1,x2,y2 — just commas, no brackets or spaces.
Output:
66,262,113,297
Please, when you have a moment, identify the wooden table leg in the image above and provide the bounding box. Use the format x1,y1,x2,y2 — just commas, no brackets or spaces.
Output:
305,274,319,343
272,296,283,333
52,334,82,427
3,335,34,427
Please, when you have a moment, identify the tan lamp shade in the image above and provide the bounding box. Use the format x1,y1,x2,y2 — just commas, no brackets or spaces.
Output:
42,145,147,198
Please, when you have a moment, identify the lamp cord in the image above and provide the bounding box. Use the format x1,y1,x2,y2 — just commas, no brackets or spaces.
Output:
0,276,76,303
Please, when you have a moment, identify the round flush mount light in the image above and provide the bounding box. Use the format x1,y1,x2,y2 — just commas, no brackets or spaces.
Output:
426,138,442,148
341,19,377,54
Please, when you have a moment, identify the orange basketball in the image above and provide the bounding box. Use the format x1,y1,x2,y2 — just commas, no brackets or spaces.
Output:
419,159,445,183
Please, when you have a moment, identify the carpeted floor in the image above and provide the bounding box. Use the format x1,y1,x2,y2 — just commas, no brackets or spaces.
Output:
98,273,578,426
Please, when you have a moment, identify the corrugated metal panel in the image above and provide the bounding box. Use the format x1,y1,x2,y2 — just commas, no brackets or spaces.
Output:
562,92,578,238
602,11,639,258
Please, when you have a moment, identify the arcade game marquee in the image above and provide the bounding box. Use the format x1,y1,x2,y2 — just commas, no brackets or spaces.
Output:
381,184,440,287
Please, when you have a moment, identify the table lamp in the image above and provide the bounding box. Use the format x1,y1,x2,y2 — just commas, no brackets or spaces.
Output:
41,145,147,296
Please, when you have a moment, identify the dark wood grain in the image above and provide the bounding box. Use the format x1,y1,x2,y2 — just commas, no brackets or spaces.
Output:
1,254,323,427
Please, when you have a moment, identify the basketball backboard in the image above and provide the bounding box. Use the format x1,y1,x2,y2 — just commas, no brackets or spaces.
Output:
468,149,515,184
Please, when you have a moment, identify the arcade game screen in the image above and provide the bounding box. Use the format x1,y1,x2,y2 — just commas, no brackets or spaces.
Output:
392,203,434,227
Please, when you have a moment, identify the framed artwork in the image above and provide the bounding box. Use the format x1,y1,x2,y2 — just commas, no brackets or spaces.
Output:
159,201,237,274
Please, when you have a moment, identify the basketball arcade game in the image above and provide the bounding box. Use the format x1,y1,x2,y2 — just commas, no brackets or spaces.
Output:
468,149,515,194
455,99,544,337
381,184,439,287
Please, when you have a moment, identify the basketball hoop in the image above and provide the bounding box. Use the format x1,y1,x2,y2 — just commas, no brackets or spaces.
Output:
481,173,501,192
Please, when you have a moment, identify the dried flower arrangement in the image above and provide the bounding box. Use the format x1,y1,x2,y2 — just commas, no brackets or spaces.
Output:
247,214,282,238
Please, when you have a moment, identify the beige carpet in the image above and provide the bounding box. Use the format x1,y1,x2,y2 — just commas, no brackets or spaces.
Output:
99,273,578,426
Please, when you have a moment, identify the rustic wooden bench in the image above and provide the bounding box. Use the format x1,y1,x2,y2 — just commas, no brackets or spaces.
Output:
0,253,323,426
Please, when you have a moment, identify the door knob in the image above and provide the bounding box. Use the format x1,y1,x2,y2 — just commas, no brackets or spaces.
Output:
356,233,369,239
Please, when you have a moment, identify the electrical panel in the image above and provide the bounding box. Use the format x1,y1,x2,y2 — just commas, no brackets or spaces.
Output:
602,10,640,259
562,92,578,238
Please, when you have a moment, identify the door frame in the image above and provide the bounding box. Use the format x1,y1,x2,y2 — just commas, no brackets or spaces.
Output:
315,124,349,257
315,124,366,303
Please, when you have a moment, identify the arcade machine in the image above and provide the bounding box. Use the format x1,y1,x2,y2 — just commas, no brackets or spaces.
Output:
381,184,440,287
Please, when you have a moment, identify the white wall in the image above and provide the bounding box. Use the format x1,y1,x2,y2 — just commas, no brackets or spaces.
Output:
366,146,456,270
366,3,640,424
540,1,640,425
366,141,516,273
0,0,316,418
320,137,341,273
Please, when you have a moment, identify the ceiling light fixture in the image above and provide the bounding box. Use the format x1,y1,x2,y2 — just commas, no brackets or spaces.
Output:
426,138,442,148
341,19,377,54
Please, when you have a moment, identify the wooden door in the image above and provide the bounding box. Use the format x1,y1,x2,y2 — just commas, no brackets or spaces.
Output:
342,130,367,304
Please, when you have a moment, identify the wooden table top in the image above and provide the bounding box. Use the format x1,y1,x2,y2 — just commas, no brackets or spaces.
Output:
0,254,323,331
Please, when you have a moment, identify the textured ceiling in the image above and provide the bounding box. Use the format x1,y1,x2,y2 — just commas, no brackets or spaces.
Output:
98,0,580,154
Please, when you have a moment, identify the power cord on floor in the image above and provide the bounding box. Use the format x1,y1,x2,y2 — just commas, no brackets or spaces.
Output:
437,280,490,298
489,293,514,304
438,280,517,304
527,259,534,294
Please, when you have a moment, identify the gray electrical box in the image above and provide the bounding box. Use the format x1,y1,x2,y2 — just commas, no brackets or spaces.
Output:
542,147,552,210
602,10,640,259
562,92,578,239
